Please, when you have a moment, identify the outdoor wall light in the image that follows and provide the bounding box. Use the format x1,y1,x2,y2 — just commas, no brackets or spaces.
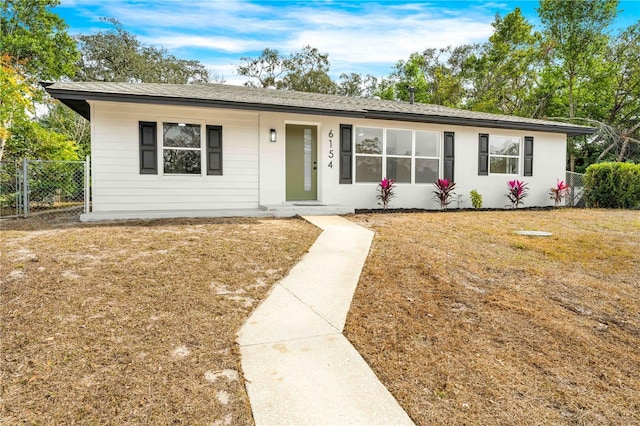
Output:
270,128,277,143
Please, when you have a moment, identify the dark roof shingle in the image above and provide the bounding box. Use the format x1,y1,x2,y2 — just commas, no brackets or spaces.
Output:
44,82,596,136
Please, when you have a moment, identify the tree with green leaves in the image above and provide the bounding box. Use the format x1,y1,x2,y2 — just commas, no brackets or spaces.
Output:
604,21,640,161
1,0,79,80
335,73,379,97
40,103,91,158
1,0,81,162
466,8,543,117
237,46,336,93
0,55,32,160
568,21,640,166
281,46,335,93
237,48,286,88
537,0,619,171
0,56,78,162
379,45,474,107
538,0,619,119
75,18,209,84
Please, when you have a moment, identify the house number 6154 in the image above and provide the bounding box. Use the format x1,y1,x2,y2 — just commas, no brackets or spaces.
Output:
327,130,334,168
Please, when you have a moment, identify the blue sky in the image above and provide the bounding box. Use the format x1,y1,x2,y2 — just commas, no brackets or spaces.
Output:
57,0,639,85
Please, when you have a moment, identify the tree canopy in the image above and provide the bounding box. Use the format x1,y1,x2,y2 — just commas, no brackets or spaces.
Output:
1,0,78,80
466,8,542,117
2,0,637,170
75,18,210,84
0,0,80,162
238,46,335,93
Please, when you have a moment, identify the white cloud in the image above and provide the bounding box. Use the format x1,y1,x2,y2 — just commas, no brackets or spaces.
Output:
126,1,494,68
138,35,263,53
57,0,518,79
204,63,245,86
97,0,275,33
270,4,493,66
287,20,492,65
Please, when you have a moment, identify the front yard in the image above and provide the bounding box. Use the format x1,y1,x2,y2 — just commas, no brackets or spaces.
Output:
345,209,640,425
0,217,320,424
2,209,638,425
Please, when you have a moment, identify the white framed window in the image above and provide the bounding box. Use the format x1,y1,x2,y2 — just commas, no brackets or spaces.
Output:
386,129,412,183
489,136,520,175
163,122,202,174
354,127,441,183
355,127,383,183
415,131,440,184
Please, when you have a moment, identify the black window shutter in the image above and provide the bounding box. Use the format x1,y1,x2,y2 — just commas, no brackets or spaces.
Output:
339,124,353,184
206,125,223,175
478,133,489,176
139,121,157,174
444,131,455,182
524,136,534,176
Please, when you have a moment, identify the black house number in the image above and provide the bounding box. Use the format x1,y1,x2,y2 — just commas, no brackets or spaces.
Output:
328,130,334,168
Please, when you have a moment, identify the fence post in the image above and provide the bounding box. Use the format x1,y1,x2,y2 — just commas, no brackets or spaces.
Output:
84,155,90,214
23,158,29,218
15,160,21,217
568,171,575,207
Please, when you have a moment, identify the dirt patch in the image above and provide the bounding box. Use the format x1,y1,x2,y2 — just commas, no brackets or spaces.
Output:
345,209,640,425
1,216,320,424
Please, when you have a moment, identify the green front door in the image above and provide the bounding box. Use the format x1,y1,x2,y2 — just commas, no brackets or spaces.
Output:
286,124,317,201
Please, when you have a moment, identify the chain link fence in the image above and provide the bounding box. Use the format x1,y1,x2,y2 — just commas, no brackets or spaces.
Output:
0,159,88,222
566,170,585,207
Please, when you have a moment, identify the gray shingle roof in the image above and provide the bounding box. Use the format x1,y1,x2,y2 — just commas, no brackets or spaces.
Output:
44,82,596,136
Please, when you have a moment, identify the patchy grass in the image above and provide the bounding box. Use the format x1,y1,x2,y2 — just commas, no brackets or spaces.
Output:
345,209,640,425
1,217,320,425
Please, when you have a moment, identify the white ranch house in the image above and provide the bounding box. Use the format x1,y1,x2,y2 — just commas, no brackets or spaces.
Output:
44,82,595,221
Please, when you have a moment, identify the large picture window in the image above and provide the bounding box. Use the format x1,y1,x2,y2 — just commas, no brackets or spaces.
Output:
489,136,520,174
354,127,440,183
163,123,201,174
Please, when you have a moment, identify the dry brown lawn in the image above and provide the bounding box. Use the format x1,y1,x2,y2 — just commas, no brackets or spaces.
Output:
0,216,320,425
345,209,640,425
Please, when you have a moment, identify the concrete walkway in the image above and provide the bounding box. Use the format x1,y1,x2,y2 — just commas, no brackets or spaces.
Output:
237,216,414,425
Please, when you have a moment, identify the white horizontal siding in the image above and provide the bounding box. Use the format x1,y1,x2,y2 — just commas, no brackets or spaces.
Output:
96,193,257,203
94,179,258,189
90,101,260,212
258,112,567,209
96,187,259,197
95,201,258,211
92,156,258,170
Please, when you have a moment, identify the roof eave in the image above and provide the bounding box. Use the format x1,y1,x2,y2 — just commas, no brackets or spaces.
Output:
44,87,598,136
44,88,367,121
364,111,597,136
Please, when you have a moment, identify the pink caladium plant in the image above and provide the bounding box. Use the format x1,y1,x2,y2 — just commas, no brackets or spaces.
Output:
549,179,570,206
433,178,456,210
506,179,528,208
377,177,396,209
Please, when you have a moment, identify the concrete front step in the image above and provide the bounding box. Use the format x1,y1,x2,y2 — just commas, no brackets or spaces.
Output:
79,205,354,222
79,208,272,222
260,203,354,217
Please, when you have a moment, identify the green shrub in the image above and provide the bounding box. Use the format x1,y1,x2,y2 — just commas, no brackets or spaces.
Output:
584,162,640,209
470,189,482,209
